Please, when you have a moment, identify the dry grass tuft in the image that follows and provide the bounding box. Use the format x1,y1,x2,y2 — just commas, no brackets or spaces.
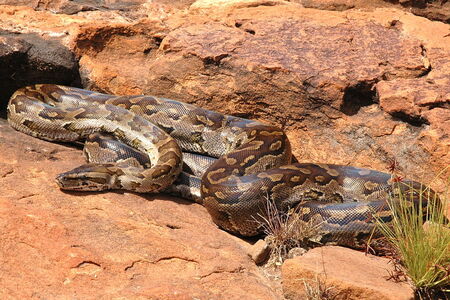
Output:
302,274,341,300
258,196,321,266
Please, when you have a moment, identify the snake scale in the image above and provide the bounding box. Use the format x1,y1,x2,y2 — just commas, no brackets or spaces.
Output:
7,84,435,248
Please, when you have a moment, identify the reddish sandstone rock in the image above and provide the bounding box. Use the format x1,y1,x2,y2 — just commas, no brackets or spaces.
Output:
296,0,356,11
71,3,449,191
0,0,192,15
282,246,415,300
377,48,450,126
292,0,450,23
0,2,449,298
0,2,448,191
388,0,450,23
0,119,280,299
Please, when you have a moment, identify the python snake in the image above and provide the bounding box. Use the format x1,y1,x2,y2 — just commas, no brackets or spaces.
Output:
7,84,436,248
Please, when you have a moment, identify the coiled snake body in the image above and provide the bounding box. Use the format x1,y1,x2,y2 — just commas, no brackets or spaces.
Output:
7,84,433,248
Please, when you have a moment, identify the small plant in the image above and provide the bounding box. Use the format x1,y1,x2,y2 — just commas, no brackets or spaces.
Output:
258,196,321,266
374,179,450,299
302,274,340,300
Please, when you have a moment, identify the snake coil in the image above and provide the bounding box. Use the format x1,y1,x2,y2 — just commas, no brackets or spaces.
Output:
7,84,437,248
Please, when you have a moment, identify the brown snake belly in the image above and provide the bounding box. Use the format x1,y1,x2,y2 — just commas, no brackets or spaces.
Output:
7,84,438,248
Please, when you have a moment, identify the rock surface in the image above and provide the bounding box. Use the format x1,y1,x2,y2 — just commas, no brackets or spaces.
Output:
282,246,415,300
0,4,448,192
0,0,194,15
0,119,280,299
389,0,450,24
0,0,449,298
0,32,80,118
295,0,450,23
3,1,446,190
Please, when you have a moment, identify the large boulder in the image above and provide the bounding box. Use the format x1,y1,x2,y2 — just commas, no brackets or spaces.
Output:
72,3,449,191
1,4,448,193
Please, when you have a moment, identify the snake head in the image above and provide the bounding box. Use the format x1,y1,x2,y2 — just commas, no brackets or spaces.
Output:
56,163,120,191
391,180,448,223
393,180,440,206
